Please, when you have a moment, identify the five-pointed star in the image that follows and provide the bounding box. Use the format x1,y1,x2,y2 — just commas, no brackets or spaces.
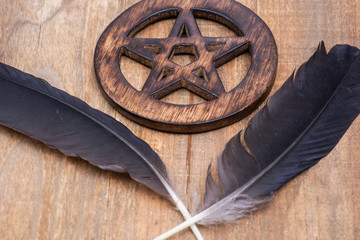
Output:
124,9,249,100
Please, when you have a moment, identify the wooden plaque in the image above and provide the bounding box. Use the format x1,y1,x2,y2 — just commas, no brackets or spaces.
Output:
94,0,277,133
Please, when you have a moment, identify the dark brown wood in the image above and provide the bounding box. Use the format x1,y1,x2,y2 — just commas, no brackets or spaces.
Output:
94,0,278,133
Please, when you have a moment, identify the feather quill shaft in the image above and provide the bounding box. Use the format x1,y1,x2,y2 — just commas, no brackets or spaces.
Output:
155,43,360,239
0,62,203,240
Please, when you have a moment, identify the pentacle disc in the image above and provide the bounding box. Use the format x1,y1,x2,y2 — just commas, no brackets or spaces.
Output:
94,0,277,133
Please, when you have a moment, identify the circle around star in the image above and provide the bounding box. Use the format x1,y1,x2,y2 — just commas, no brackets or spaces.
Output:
94,0,277,133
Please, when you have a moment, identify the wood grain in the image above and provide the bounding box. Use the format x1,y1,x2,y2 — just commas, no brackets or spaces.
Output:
0,0,359,239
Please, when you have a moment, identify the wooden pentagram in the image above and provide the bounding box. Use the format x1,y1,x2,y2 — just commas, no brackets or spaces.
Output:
94,0,277,133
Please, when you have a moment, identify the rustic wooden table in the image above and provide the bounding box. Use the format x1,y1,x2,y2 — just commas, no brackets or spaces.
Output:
0,0,359,239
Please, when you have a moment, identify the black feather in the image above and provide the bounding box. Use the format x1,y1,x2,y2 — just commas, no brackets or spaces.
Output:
154,43,360,239
0,62,204,239
202,43,360,223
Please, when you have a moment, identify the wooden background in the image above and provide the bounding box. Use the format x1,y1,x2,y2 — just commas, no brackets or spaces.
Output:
0,0,359,239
